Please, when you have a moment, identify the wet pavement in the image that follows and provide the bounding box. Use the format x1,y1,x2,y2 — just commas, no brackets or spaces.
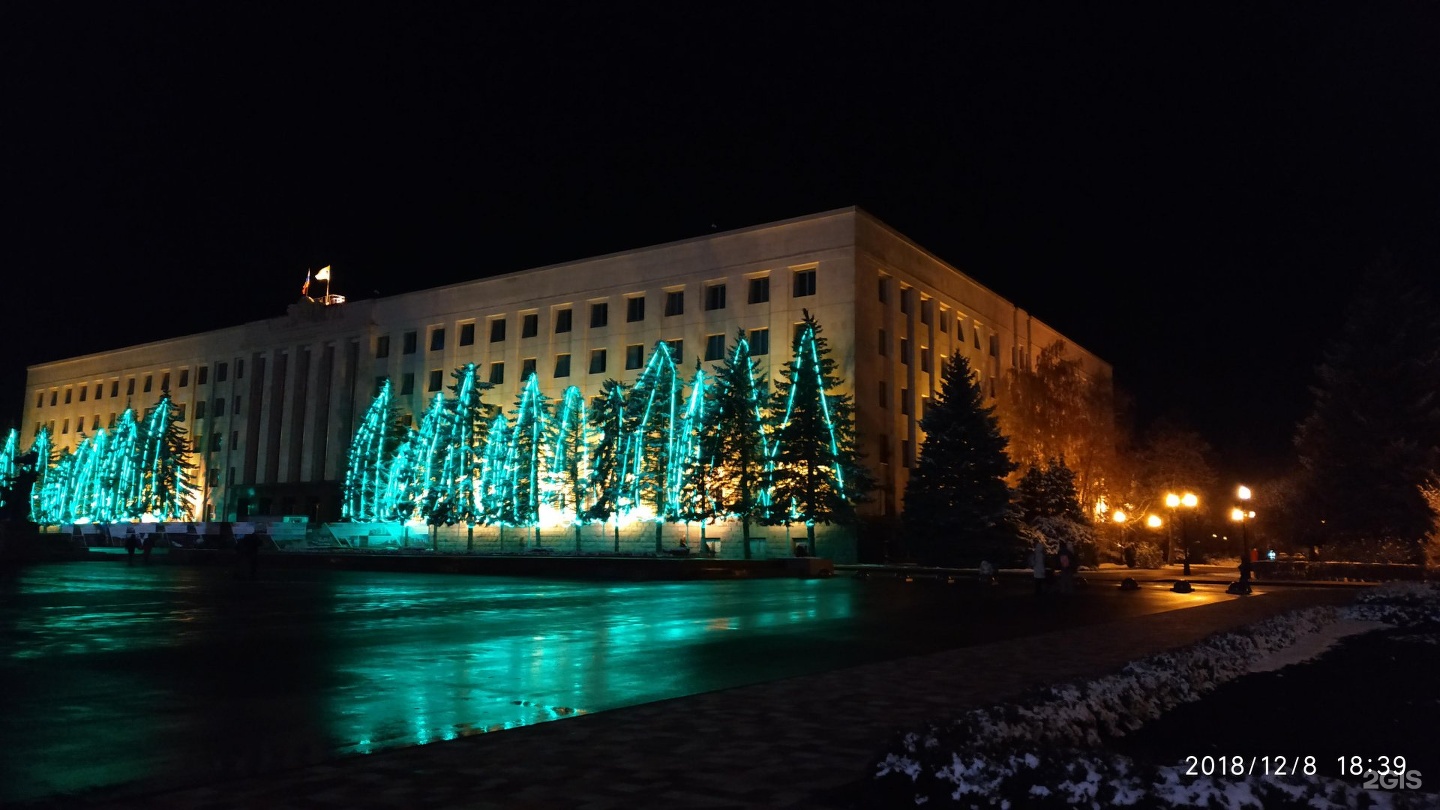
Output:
0,562,1353,807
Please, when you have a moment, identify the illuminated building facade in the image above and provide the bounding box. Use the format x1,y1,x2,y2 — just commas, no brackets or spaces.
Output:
20,208,1108,530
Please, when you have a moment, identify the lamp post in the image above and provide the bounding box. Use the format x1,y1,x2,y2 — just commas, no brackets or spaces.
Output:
1164,493,1179,565
1232,485,1254,564
1167,491,1199,575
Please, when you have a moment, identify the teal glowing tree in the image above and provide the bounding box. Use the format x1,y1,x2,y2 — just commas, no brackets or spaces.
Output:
413,393,453,544
676,361,721,548
28,427,56,525
436,365,493,547
620,341,683,552
344,379,398,522
707,330,772,559
506,373,552,545
551,385,591,550
767,311,875,554
583,379,626,552
138,394,196,520
0,429,18,503
104,409,143,520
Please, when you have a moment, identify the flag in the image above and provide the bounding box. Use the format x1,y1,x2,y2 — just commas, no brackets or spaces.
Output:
315,265,332,281
301,269,312,297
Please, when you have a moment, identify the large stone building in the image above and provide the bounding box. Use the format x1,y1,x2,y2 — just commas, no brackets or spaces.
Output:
21,207,1108,540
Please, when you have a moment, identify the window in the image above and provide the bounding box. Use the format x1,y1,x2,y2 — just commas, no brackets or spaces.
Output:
901,389,911,416
428,369,443,392
954,318,963,341
990,335,1000,357
401,373,415,395
589,349,607,374
626,344,643,370
231,430,238,448
901,440,912,468
233,395,241,413
522,358,537,379
879,435,890,465
748,276,770,304
110,380,119,398
921,396,930,421
554,354,571,378
49,390,57,406
749,328,769,356
127,378,136,395
179,369,189,387
373,377,385,397
459,323,475,346
900,337,911,365
192,435,202,453
93,414,102,430
195,400,208,420
900,288,912,315
61,419,69,435
590,302,609,328
921,299,933,325
486,319,505,343
554,309,572,334
704,283,726,311
403,331,418,354
626,296,645,322
879,381,889,408
143,376,153,393
214,398,226,417
665,290,684,316
430,328,445,351
209,433,221,454
974,327,982,350
878,329,888,356
216,362,228,383
921,347,932,373
95,382,103,399
878,276,890,303
489,362,505,385
704,333,726,361
666,339,683,361
161,373,170,391
236,359,244,379
79,386,87,402
522,313,538,338
35,392,42,408
208,469,220,487
939,309,949,333
792,268,816,297
198,366,209,385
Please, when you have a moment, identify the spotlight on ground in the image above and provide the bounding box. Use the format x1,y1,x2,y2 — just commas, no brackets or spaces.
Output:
1119,577,1140,591
1172,580,1194,593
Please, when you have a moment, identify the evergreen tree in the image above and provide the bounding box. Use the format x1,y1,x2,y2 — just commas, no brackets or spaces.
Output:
904,354,1018,566
0,429,18,502
412,393,451,537
550,385,592,550
1294,259,1440,547
621,341,683,552
583,379,627,552
138,394,196,520
676,361,721,547
344,378,401,522
707,329,771,559
28,427,56,525
106,408,144,520
506,372,552,544
1015,457,1093,562
768,311,875,555
437,364,493,544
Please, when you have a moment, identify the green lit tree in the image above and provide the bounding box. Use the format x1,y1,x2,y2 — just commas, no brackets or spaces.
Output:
583,379,627,552
506,373,552,546
623,341,683,553
140,393,197,521
1015,457,1093,563
905,354,1019,566
344,378,401,522
438,364,493,550
707,329,771,559
28,427,56,525
551,386,591,551
768,311,875,555
676,361,721,551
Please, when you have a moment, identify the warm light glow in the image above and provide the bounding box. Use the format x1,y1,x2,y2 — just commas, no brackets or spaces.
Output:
1231,507,1245,522
1237,484,1252,501
1146,514,1162,528
1181,492,1198,508
1164,493,1180,508
1112,510,1127,524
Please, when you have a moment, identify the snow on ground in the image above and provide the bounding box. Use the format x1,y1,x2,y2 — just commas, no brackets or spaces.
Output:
1246,618,1388,673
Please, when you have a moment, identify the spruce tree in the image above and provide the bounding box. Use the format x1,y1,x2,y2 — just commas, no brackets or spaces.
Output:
708,329,771,558
676,361,721,549
507,372,552,545
621,341,683,552
768,311,875,555
1014,457,1092,562
904,354,1018,566
344,379,400,522
28,427,56,525
551,385,592,551
140,393,197,521
1294,259,1440,547
438,364,493,548
583,379,627,552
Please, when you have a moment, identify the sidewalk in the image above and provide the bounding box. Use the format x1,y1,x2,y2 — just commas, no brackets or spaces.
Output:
78,587,1353,810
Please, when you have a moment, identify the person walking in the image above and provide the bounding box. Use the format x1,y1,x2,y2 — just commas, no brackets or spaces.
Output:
124,529,138,565
1059,541,1076,594
1031,540,1047,596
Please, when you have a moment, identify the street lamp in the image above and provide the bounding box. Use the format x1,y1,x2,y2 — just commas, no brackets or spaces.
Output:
1166,491,1199,575
1232,485,1255,563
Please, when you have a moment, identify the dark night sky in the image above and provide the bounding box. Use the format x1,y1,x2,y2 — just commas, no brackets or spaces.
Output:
3,4,1438,480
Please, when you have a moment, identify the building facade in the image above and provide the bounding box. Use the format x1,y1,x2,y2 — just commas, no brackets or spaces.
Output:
21,208,1109,530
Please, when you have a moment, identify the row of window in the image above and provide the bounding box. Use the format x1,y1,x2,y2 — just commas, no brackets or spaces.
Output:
378,329,773,396
375,271,814,359
878,276,999,347
36,360,241,409
878,329,999,369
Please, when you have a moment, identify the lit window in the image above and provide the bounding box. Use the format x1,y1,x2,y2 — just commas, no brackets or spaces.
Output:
522,314,538,338
792,269,816,297
665,291,684,317
748,276,770,304
704,284,726,311
626,344,643,370
554,354,571,378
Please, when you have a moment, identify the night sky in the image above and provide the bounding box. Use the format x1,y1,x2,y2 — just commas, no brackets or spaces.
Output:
4,4,1438,481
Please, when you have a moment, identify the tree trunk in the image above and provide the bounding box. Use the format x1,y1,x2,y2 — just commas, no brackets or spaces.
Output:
742,516,752,559
574,523,582,554
533,523,540,550
654,520,663,554
613,518,620,554
431,525,438,552
807,522,817,557
498,524,504,553
467,524,474,554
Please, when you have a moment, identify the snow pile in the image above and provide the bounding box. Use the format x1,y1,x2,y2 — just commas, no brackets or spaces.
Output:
870,586,1440,807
